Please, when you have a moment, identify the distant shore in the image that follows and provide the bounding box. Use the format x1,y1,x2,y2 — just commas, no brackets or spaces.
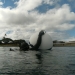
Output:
53,42,75,47
0,43,19,47
0,43,75,47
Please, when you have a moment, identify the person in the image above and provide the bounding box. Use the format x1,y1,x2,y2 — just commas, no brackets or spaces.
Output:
19,30,45,51
9,48,14,51
29,30,45,50
19,40,29,51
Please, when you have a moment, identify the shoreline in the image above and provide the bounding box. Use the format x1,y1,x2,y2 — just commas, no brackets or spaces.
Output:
53,43,75,47
0,43,75,47
0,43,19,47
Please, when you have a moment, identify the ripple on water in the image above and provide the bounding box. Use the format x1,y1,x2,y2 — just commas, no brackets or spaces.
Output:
0,47,75,75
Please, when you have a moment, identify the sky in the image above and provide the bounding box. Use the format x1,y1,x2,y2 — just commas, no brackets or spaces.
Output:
0,0,75,41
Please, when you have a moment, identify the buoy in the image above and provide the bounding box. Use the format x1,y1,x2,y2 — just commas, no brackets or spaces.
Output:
29,30,53,50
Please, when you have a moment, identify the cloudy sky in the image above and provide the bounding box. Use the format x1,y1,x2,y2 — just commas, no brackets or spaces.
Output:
0,0,75,41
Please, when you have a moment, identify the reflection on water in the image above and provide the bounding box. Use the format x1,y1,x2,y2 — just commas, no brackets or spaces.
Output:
0,47,75,75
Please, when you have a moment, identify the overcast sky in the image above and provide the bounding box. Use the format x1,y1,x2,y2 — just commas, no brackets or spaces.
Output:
0,0,75,41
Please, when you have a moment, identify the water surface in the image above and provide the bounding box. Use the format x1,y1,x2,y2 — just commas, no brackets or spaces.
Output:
0,47,75,75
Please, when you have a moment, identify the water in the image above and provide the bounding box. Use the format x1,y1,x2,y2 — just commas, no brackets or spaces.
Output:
0,47,75,75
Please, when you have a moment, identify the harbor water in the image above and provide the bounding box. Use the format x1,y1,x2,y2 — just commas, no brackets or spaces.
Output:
0,47,75,75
